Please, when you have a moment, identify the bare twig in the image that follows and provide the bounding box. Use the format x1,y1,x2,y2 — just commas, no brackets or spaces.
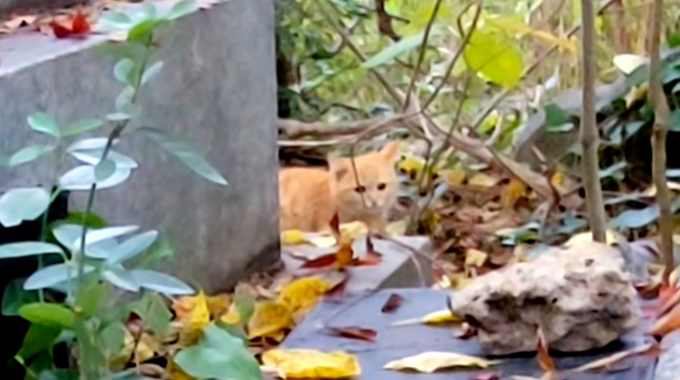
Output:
376,0,401,41
403,0,444,110
580,0,608,242
320,0,404,105
422,1,482,111
648,0,675,283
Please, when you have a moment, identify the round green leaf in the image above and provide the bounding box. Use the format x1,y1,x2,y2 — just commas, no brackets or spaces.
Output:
464,28,523,89
27,113,60,138
0,187,51,227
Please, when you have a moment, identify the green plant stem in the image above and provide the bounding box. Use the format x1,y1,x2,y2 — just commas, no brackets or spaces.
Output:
76,47,150,285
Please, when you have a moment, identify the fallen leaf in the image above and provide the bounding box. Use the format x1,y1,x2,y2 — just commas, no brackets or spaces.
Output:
220,302,241,325
468,173,499,188
50,10,91,39
247,301,294,341
277,276,331,319
537,326,556,373
281,229,307,245
465,249,488,268
381,293,404,313
570,342,656,372
262,348,361,379
384,351,499,373
392,309,462,326
301,253,338,269
501,178,528,208
325,326,377,342
174,291,210,345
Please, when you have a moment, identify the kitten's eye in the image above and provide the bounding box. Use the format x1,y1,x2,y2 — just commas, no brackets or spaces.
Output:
377,183,387,191
354,185,366,193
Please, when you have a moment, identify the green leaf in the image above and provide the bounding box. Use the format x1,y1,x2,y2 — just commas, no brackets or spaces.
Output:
670,109,680,132
19,303,75,328
175,324,262,380
464,28,524,88
137,127,228,185
24,263,94,291
167,0,199,20
129,293,172,336
64,212,108,228
7,145,55,167
544,103,570,126
17,324,62,360
0,242,63,259
233,287,255,324
37,369,79,380
362,30,429,69
129,269,194,295
114,58,135,85
127,19,165,44
2,279,38,316
76,280,111,317
141,61,164,85
61,119,105,137
28,113,60,138
99,322,126,359
0,187,51,227
95,159,117,181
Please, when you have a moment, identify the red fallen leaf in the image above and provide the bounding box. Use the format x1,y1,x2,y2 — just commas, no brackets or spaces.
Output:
651,302,680,336
325,326,377,342
381,293,404,313
353,250,382,266
658,287,680,316
49,10,91,39
301,253,337,269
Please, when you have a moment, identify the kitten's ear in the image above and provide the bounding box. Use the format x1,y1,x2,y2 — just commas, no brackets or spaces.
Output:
328,158,349,180
381,141,401,161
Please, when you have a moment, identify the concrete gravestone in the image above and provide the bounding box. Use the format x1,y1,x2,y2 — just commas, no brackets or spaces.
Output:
0,0,279,292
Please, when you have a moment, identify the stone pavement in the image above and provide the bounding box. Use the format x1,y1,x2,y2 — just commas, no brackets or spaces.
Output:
282,288,658,380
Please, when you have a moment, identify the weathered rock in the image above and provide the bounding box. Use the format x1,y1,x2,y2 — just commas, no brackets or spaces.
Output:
448,243,641,355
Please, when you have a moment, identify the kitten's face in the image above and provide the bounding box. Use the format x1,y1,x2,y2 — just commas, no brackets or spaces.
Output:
328,142,400,215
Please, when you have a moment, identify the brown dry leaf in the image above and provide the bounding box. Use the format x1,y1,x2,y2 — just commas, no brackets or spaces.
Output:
570,342,656,372
247,301,294,341
262,348,361,379
537,326,556,374
384,351,500,373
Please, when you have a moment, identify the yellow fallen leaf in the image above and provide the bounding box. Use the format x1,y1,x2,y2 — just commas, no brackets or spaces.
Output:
277,276,331,318
384,351,499,373
220,302,241,325
444,167,467,186
392,309,462,326
468,173,498,188
262,348,361,379
465,249,488,268
205,293,231,319
247,301,295,340
501,178,527,208
340,221,368,240
281,229,307,245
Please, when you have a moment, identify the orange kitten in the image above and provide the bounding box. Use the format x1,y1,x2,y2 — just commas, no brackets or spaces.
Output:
279,142,401,233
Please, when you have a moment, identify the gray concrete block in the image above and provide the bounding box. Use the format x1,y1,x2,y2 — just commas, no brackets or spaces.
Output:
281,289,656,380
655,331,680,380
282,235,433,291
0,0,279,292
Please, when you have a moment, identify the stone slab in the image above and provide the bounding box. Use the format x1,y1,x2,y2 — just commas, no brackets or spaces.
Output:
282,236,433,291
655,330,680,380
0,0,279,292
281,289,657,380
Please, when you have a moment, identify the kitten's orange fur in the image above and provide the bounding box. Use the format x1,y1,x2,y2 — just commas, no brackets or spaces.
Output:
279,142,401,233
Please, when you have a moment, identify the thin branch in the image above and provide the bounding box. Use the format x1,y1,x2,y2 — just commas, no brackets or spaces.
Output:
403,0,444,110
580,0,608,242
471,0,620,130
376,0,401,41
422,1,482,111
319,0,404,105
648,0,675,283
